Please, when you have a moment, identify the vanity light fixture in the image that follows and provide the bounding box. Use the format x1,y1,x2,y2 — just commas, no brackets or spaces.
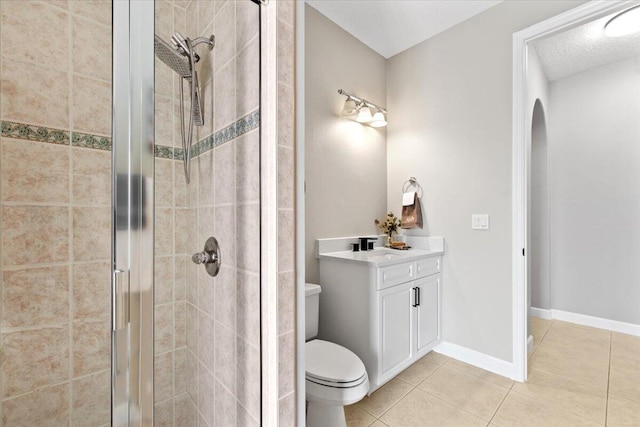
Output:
370,110,387,128
604,5,640,37
338,89,387,128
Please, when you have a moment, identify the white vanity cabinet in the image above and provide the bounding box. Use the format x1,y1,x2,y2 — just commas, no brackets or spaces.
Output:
318,249,442,393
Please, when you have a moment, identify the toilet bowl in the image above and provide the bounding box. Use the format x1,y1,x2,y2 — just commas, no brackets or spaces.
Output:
305,283,368,427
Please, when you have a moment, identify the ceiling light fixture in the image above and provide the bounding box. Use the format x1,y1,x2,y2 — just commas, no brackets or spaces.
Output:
604,5,640,37
337,89,387,128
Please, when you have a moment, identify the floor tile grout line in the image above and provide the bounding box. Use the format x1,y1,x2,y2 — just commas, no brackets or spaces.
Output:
487,382,511,426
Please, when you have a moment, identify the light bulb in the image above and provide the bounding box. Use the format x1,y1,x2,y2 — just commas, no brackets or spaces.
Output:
341,98,358,116
370,111,387,128
605,6,640,37
356,106,373,123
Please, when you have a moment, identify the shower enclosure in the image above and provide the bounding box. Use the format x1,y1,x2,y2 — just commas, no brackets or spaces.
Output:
0,0,263,425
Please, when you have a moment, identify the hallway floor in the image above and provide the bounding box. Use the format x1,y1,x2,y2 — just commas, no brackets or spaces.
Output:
345,319,640,426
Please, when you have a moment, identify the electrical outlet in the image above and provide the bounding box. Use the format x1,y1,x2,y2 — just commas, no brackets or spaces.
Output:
472,214,490,230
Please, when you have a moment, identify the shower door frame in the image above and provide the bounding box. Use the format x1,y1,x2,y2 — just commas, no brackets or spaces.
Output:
112,1,155,425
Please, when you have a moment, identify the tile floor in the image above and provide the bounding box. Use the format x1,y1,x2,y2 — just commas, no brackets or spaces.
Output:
345,318,640,426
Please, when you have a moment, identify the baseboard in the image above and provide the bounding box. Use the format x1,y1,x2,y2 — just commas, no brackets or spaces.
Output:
530,307,552,319
434,342,515,380
527,335,533,353
531,307,640,337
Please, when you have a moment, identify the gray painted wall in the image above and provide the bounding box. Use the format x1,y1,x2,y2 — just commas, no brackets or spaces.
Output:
305,5,387,284
386,1,584,362
549,56,640,325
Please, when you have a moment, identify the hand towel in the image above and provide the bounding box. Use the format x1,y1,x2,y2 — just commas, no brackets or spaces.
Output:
401,191,423,229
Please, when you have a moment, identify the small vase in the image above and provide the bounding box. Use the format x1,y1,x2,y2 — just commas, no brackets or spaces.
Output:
386,235,393,247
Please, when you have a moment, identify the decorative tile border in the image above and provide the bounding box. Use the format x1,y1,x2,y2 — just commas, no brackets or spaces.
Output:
1,121,69,145
0,108,259,160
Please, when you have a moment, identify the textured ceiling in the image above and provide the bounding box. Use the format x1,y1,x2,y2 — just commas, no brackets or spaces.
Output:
306,0,502,59
532,7,640,81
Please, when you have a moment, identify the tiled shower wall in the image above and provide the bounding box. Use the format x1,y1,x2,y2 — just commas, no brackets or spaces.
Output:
277,1,297,425
0,1,113,425
153,0,262,426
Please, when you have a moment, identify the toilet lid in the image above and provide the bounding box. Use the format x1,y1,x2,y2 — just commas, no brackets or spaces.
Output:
305,340,366,384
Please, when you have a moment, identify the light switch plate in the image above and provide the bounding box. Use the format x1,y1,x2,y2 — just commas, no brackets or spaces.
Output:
472,214,490,230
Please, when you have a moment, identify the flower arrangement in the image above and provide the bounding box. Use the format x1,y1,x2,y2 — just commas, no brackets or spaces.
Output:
375,212,401,245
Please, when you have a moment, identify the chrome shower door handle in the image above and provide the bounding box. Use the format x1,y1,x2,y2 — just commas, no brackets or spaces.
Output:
112,269,130,331
192,236,222,277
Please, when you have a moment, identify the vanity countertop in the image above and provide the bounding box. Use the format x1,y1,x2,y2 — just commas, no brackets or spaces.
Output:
318,247,443,267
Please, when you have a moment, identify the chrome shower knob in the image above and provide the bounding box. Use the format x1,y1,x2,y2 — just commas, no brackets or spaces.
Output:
192,236,221,277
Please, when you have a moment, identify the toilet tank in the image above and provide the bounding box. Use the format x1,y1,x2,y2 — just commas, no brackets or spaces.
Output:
305,283,322,341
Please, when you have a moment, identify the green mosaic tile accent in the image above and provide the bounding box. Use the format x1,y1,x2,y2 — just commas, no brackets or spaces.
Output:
155,145,174,159
1,120,69,145
192,109,260,158
71,132,112,150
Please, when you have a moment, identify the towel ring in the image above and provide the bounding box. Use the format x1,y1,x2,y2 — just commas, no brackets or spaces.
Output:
402,177,423,198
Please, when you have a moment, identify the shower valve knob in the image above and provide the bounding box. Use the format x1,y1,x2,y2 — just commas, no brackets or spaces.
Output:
192,236,222,277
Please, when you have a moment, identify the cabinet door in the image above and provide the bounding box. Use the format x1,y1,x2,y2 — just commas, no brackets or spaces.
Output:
379,282,414,379
415,275,440,357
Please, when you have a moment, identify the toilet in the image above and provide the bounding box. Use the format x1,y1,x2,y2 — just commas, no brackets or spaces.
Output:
305,283,369,427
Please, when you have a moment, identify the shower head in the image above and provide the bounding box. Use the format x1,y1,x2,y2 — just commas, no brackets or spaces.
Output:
154,34,191,77
171,32,201,63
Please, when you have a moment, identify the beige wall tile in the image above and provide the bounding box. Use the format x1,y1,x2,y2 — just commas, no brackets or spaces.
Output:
213,1,235,72
175,392,198,426
155,158,174,207
237,337,261,421
278,271,295,336
198,78,215,140
277,0,295,27
215,205,236,268
173,1,187,33
237,203,260,272
175,300,187,348
1,58,69,129
72,318,110,377
155,256,174,305
156,56,174,98
175,207,196,255
236,130,260,203
214,141,236,205
155,207,174,256
155,303,174,354
72,263,109,321
154,398,174,427
215,320,237,394
238,401,261,427
72,76,111,136
237,270,260,347
198,364,215,425
73,207,110,262
186,349,199,404
2,205,69,267
278,331,295,398
236,0,259,52
70,0,111,27
72,16,111,81
2,266,69,328
156,95,174,147
2,326,70,398
214,265,236,330
73,147,111,206
175,347,188,395
493,391,602,427
276,19,294,86
214,60,236,131
185,1,197,39
186,302,199,355
0,1,69,71
155,351,174,402
215,378,237,426
237,38,260,118
197,0,215,35
174,255,187,301
199,311,216,370
197,151,214,206
419,364,510,421
2,383,70,426
71,369,110,426
356,377,414,418
277,82,294,148
380,388,486,427
2,138,69,204
278,209,295,272
278,147,294,209
155,0,174,41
